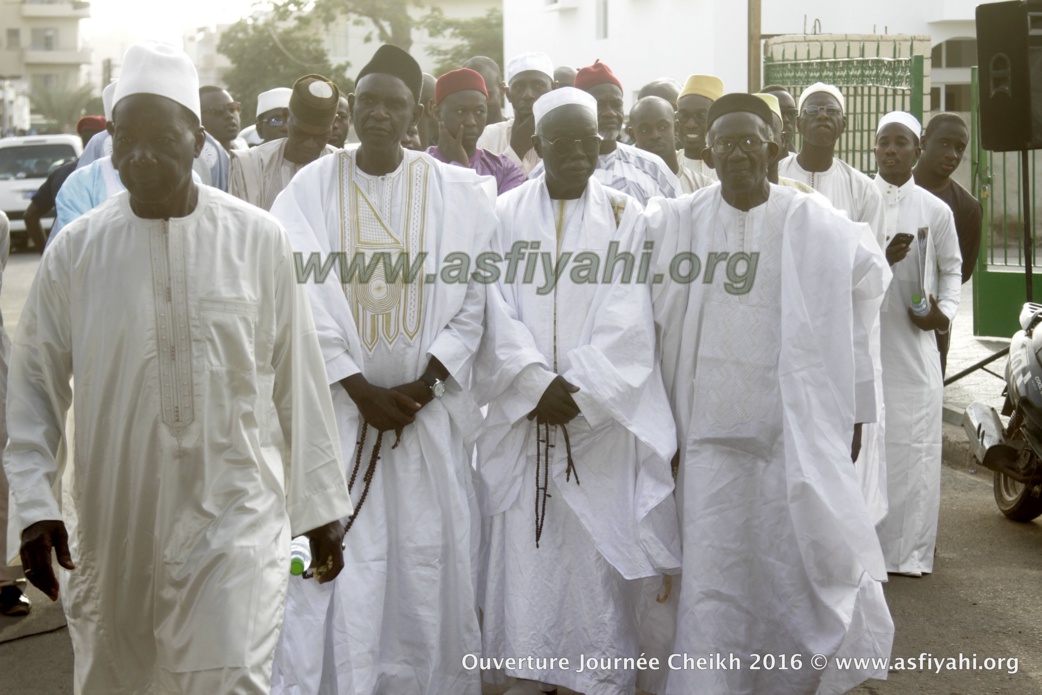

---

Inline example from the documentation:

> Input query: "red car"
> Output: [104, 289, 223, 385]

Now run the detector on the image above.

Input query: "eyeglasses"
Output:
[265, 115, 286, 127]
[542, 134, 603, 155]
[709, 136, 767, 155]
[801, 104, 842, 117]
[204, 102, 241, 117]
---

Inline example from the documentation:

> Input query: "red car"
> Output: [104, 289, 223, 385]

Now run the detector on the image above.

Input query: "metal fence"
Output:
[764, 39, 925, 176]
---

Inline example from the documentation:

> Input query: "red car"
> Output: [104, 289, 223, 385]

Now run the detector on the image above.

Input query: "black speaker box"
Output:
[977, 0, 1042, 151]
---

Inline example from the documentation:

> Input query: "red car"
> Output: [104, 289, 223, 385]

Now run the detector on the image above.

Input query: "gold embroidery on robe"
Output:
[339, 153, 430, 352]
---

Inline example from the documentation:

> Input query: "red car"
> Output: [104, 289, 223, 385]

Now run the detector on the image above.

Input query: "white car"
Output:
[0, 134, 83, 247]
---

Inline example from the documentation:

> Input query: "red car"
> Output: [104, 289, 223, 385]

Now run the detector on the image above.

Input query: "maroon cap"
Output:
[574, 60, 622, 92]
[76, 115, 106, 133]
[435, 68, 488, 106]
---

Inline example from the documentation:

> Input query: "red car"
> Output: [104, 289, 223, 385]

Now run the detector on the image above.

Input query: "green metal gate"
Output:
[970, 66, 1042, 337]
[763, 38, 925, 176]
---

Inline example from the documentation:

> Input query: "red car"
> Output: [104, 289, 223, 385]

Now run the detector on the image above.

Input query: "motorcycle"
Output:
[962, 302, 1042, 522]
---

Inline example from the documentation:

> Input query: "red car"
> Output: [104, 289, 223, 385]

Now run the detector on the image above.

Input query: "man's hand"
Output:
[908, 294, 950, 332]
[341, 374, 421, 432]
[886, 239, 911, 266]
[392, 379, 432, 409]
[437, 123, 470, 167]
[851, 422, 863, 463]
[511, 115, 536, 158]
[20, 520, 75, 601]
[528, 376, 581, 425]
[304, 520, 345, 584]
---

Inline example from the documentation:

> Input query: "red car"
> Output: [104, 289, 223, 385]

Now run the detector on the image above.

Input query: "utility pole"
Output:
[748, 0, 762, 91]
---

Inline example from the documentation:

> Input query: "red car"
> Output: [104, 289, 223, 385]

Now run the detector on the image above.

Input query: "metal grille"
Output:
[764, 39, 925, 176]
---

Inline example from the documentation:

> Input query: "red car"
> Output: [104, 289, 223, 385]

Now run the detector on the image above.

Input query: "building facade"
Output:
[0, 0, 92, 132]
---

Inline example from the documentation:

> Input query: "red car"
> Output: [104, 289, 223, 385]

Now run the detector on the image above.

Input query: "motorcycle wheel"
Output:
[993, 471, 1042, 522]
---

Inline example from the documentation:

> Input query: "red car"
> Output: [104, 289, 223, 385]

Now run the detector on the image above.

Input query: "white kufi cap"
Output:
[797, 82, 846, 112]
[533, 87, 597, 127]
[256, 87, 292, 117]
[877, 110, 922, 138]
[506, 52, 554, 84]
[114, 42, 200, 120]
[101, 81, 117, 120]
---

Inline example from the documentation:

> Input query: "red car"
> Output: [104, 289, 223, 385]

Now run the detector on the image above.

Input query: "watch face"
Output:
[432, 380, 446, 398]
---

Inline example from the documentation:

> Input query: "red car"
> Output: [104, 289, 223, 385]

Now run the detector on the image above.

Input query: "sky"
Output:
[81, 0, 264, 80]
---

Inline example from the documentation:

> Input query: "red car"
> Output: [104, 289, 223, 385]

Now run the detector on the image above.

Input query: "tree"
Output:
[422, 8, 503, 76]
[273, 0, 425, 52]
[218, 18, 352, 121]
[30, 82, 94, 133]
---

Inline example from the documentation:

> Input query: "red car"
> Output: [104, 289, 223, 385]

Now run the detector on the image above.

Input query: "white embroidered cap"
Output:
[113, 42, 200, 120]
[101, 81, 117, 120]
[797, 82, 846, 112]
[532, 87, 597, 127]
[877, 110, 922, 138]
[256, 87, 292, 118]
[505, 52, 554, 84]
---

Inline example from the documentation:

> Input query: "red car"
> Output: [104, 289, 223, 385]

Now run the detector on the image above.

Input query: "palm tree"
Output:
[30, 81, 95, 132]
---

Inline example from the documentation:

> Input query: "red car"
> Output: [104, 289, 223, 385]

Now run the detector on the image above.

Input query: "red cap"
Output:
[435, 68, 488, 106]
[76, 115, 106, 133]
[574, 60, 622, 92]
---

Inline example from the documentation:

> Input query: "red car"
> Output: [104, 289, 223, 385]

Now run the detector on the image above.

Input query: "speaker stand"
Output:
[1024, 148, 1034, 301]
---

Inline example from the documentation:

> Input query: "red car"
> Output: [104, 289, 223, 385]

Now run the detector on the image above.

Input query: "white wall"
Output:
[503, 0, 748, 103]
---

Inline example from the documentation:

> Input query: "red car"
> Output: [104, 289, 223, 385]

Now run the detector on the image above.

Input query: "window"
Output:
[944, 84, 973, 112]
[31, 28, 58, 51]
[596, 0, 608, 39]
[0, 144, 78, 181]
[933, 38, 978, 69]
[6, 29, 20, 50]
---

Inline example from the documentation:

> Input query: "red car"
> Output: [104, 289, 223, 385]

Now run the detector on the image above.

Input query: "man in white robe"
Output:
[628, 96, 711, 194]
[269, 44, 497, 695]
[872, 112, 961, 576]
[476, 52, 554, 175]
[675, 74, 722, 184]
[777, 82, 890, 524]
[0, 211, 28, 617]
[649, 94, 893, 695]
[3, 42, 351, 694]
[530, 63, 681, 206]
[230, 74, 339, 211]
[475, 88, 681, 695]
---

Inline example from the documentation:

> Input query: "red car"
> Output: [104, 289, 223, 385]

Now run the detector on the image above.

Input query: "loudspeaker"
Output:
[977, 0, 1042, 151]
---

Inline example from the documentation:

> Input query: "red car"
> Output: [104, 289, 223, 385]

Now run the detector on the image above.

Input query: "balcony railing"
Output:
[21, 1, 91, 19]
[22, 48, 91, 65]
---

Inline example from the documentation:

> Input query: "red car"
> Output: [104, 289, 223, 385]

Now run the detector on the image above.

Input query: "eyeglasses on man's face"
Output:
[204, 102, 241, 117]
[801, 104, 842, 118]
[542, 134, 603, 155]
[265, 115, 286, 127]
[709, 136, 768, 155]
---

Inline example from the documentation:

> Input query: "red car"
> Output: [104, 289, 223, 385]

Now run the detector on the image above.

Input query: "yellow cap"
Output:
[679, 74, 724, 101]
[753, 92, 782, 122]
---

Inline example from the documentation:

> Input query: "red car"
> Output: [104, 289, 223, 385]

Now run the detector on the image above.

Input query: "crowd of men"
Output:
[0, 36, 982, 695]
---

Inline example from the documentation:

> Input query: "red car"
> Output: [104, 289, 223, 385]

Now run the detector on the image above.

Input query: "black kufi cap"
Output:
[289, 74, 340, 127]
[356, 44, 423, 104]
[706, 93, 775, 132]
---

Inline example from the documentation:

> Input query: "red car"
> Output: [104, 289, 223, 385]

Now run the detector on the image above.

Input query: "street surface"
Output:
[1, 255, 1040, 695]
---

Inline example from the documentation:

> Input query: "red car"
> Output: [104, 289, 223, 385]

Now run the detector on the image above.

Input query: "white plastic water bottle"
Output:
[290, 536, 311, 576]
[910, 293, 931, 317]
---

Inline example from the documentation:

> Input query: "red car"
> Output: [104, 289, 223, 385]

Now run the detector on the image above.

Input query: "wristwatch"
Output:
[421, 373, 446, 399]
